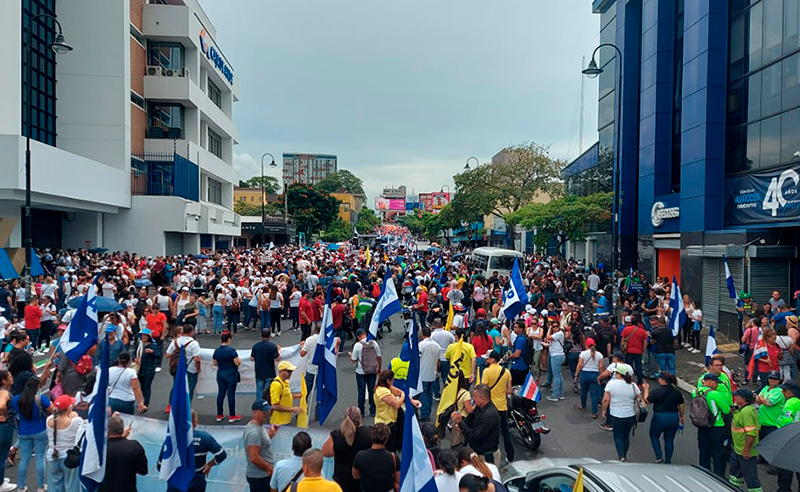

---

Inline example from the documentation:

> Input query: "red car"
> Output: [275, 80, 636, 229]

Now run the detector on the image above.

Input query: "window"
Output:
[780, 107, 800, 162]
[762, 62, 782, 116]
[147, 41, 183, 71]
[763, 0, 783, 63]
[671, 0, 685, 193]
[21, 0, 58, 147]
[208, 178, 223, 205]
[760, 115, 781, 167]
[208, 78, 222, 109]
[147, 103, 183, 138]
[208, 128, 223, 159]
[130, 91, 145, 109]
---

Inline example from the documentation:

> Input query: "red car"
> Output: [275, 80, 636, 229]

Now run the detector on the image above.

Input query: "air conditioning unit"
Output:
[146, 66, 162, 76]
[181, 66, 190, 78]
[164, 68, 177, 77]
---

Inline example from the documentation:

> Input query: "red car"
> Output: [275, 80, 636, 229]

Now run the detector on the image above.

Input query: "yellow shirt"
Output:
[374, 386, 398, 424]
[294, 477, 343, 492]
[269, 377, 293, 425]
[480, 364, 510, 411]
[445, 342, 477, 378]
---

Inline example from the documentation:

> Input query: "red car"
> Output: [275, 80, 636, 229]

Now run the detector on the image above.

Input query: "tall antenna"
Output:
[579, 55, 586, 154]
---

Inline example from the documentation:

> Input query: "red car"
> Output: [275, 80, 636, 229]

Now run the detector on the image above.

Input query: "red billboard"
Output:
[431, 192, 450, 211]
[419, 193, 433, 212]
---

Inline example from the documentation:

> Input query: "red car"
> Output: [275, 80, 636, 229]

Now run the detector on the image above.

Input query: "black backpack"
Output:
[193, 277, 203, 289]
[523, 336, 534, 366]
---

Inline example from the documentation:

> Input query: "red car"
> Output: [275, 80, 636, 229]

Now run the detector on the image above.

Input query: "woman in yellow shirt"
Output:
[374, 370, 405, 425]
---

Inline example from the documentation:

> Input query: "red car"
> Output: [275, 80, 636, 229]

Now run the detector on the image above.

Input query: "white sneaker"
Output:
[33, 351, 45, 357]
[0, 481, 15, 492]
[155, 367, 162, 373]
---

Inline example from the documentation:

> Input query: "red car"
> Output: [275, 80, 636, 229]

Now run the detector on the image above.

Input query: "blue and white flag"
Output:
[80, 333, 109, 492]
[159, 346, 195, 491]
[60, 280, 99, 363]
[406, 315, 422, 397]
[667, 275, 687, 337]
[723, 255, 739, 301]
[705, 325, 719, 367]
[399, 387, 438, 492]
[501, 257, 529, 321]
[312, 286, 338, 425]
[367, 269, 402, 340]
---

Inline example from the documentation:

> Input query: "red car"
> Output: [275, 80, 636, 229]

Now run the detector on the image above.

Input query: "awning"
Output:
[0, 250, 18, 280]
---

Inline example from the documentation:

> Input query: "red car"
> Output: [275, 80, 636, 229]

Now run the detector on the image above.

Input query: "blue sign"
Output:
[725, 163, 800, 225]
[199, 29, 233, 84]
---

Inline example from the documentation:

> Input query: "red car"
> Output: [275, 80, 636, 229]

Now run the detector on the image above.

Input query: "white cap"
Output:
[624, 315, 632, 323]
[541, 309, 549, 316]
[597, 289, 605, 295]
[525, 304, 535, 314]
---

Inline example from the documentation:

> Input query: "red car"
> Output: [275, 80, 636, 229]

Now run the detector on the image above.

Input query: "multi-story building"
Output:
[586, 0, 800, 337]
[282, 153, 337, 185]
[331, 192, 366, 224]
[234, 187, 280, 207]
[0, 0, 240, 261]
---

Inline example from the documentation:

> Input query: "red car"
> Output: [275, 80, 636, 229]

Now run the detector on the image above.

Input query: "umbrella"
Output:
[426, 246, 441, 253]
[452, 253, 465, 260]
[327, 244, 340, 251]
[193, 254, 209, 259]
[758, 422, 800, 472]
[67, 296, 123, 312]
[87, 247, 108, 254]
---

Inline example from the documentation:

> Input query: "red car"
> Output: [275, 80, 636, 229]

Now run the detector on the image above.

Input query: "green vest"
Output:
[390, 357, 409, 381]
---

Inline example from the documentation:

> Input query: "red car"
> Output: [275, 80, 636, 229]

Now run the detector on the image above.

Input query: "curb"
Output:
[675, 376, 696, 395]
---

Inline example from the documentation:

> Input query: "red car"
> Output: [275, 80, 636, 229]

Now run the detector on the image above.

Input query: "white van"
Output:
[469, 247, 525, 278]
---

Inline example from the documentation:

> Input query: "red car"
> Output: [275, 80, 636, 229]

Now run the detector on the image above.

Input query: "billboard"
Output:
[431, 191, 451, 210]
[375, 196, 390, 210]
[389, 198, 406, 210]
[725, 164, 800, 225]
[419, 193, 433, 212]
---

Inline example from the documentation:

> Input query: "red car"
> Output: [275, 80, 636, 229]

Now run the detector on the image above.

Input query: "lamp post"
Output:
[260, 153, 275, 247]
[267, 159, 288, 242]
[583, 43, 622, 282]
[24, 13, 72, 299]
[465, 156, 478, 171]
[440, 185, 450, 193]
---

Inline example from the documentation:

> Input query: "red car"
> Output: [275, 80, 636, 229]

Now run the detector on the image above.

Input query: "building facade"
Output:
[590, 0, 799, 337]
[0, 0, 240, 259]
[282, 153, 337, 185]
[330, 192, 366, 225]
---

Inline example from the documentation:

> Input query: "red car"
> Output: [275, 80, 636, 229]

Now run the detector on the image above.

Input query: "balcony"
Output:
[131, 152, 199, 201]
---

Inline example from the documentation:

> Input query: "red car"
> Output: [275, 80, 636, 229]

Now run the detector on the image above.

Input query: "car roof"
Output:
[580, 463, 736, 492]
[504, 458, 602, 480]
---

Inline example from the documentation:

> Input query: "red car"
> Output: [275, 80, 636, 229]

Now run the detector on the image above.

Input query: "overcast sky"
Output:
[198, 1, 600, 202]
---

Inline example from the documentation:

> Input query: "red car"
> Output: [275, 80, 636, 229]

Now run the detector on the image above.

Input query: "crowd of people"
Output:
[0, 243, 796, 492]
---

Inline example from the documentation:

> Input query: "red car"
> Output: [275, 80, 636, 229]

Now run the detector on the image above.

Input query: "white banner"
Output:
[195, 343, 308, 396]
[120, 415, 332, 492]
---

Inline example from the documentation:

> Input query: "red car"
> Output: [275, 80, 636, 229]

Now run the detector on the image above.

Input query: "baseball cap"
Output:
[477, 308, 486, 316]
[615, 365, 630, 375]
[278, 361, 297, 372]
[541, 309, 549, 316]
[105, 325, 117, 333]
[355, 328, 366, 336]
[488, 350, 501, 361]
[767, 370, 781, 380]
[140, 328, 152, 336]
[780, 381, 800, 395]
[624, 316, 632, 323]
[733, 388, 755, 403]
[252, 400, 272, 412]
[53, 395, 76, 411]
[490, 318, 500, 325]
[597, 289, 605, 295]
[612, 351, 625, 361]
[525, 305, 534, 314]
[702, 373, 721, 383]
[585, 338, 596, 347]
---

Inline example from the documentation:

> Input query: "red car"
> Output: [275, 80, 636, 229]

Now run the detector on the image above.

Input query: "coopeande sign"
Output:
[651, 201, 680, 227]
[199, 28, 234, 84]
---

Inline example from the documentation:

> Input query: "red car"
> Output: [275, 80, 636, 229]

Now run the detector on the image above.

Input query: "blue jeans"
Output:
[550, 355, 566, 397]
[649, 412, 680, 463]
[227, 310, 240, 333]
[243, 305, 254, 329]
[656, 354, 676, 376]
[18, 430, 47, 490]
[108, 397, 135, 415]
[259, 310, 271, 330]
[216, 373, 238, 416]
[0, 423, 13, 483]
[256, 378, 269, 401]
[139, 371, 155, 406]
[420, 380, 435, 419]
[567, 352, 580, 379]
[28, 329, 40, 351]
[438, 360, 450, 397]
[169, 372, 199, 402]
[47, 457, 80, 492]
[356, 372, 376, 416]
[475, 357, 487, 380]
[212, 305, 224, 334]
[610, 415, 635, 460]
[579, 370, 601, 413]
[625, 353, 643, 384]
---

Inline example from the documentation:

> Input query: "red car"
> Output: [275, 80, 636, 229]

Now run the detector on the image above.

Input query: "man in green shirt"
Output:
[777, 382, 800, 492]
[697, 354, 733, 406]
[756, 371, 784, 439]
[729, 389, 761, 492]
[695, 374, 730, 478]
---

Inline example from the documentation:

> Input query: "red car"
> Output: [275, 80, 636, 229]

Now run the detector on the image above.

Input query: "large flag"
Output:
[445, 301, 454, 330]
[723, 255, 740, 304]
[501, 257, 529, 321]
[520, 372, 541, 402]
[297, 371, 309, 429]
[367, 269, 402, 340]
[399, 388, 438, 492]
[159, 346, 195, 491]
[435, 337, 464, 427]
[80, 333, 109, 492]
[667, 276, 686, 337]
[406, 315, 422, 397]
[60, 280, 99, 363]
[747, 328, 767, 381]
[705, 325, 719, 367]
[312, 287, 338, 425]
[573, 468, 585, 492]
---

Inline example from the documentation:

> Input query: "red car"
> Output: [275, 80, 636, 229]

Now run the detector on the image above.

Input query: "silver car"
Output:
[502, 459, 740, 492]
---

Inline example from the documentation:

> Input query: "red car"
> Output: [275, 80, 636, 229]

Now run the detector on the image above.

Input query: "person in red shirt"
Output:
[331, 296, 347, 343]
[413, 286, 429, 330]
[24, 296, 43, 354]
[312, 291, 325, 327]
[145, 306, 168, 369]
[298, 290, 314, 342]
[620, 314, 649, 384]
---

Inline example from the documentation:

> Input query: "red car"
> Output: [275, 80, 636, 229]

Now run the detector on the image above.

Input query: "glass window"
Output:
[208, 78, 222, 109]
[598, 92, 615, 129]
[763, 0, 783, 63]
[750, 1, 763, 71]
[726, 126, 745, 174]
[749, 71, 762, 121]
[747, 122, 761, 171]
[785, 0, 800, 53]
[147, 41, 183, 70]
[21, 0, 58, 147]
[208, 178, 223, 205]
[147, 103, 183, 138]
[600, 16, 616, 47]
[783, 53, 800, 110]
[599, 58, 616, 100]
[208, 128, 223, 159]
[762, 62, 782, 116]
[760, 115, 781, 168]
[728, 80, 746, 127]
[780, 107, 800, 163]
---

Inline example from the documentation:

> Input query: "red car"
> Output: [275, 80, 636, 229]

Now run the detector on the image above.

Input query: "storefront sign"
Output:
[199, 28, 234, 84]
[651, 201, 680, 227]
[725, 165, 800, 225]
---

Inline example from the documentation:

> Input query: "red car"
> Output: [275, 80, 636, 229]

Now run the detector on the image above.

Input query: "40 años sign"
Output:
[726, 165, 800, 225]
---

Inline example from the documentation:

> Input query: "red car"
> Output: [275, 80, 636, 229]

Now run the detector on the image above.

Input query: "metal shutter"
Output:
[720, 257, 745, 315]
[702, 258, 721, 329]
[165, 232, 183, 257]
[749, 258, 790, 306]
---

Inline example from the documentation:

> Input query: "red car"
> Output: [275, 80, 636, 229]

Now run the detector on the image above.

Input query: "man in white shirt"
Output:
[430, 320, 455, 400]
[350, 328, 382, 417]
[100, 276, 116, 299]
[165, 324, 202, 409]
[587, 270, 601, 299]
[418, 326, 441, 422]
[300, 325, 320, 421]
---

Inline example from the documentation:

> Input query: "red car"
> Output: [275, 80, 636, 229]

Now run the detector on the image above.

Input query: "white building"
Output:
[0, 0, 239, 259]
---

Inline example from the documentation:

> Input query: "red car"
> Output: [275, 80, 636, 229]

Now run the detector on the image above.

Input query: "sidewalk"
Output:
[672, 331, 743, 394]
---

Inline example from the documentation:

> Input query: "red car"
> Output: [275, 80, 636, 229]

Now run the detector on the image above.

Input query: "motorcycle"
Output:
[507, 390, 550, 451]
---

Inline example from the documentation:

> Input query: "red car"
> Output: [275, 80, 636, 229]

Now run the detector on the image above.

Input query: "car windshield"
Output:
[489, 255, 521, 270]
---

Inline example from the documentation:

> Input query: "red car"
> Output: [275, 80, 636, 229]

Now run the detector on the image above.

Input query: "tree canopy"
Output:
[398, 204, 459, 241]
[233, 200, 281, 216]
[286, 184, 341, 235]
[315, 169, 365, 195]
[506, 192, 613, 251]
[450, 142, 564, 221]
[356, 207, 381, 233]
[238, 176, 280, 194]
[321, 218, 351, 242]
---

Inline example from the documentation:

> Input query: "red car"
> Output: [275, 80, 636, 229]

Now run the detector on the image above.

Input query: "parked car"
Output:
[502, 459, 740, 492]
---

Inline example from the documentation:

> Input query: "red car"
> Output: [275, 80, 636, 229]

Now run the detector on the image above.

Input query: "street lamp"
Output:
[268, 158, 289, 243]
[440, 185, 450, 193]
[583, 43, 622, 282]
[24, 14, 72, 299]
[260, 153, 275, 247]
[465, 156, 479, 171]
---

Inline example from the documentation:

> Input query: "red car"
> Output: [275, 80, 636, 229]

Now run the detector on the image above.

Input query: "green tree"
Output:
[239, 176, 280, 194]
[356, 207, 381, 233]
[507, 191, 613, 251]
[450, 141, 564, 222]
[321, 218, 351, 242]
[287, 184, 341, 234]
[234, 200, 280, 216]
[315, 169, 365, 195]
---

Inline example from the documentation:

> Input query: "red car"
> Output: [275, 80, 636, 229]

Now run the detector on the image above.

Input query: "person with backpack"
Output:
[269, 432, 312, 492]
[165, 324, 201, 412]
[692, 373, 731, 478]
[480, 350, 514, 463]
[350, 328, 382, 417]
